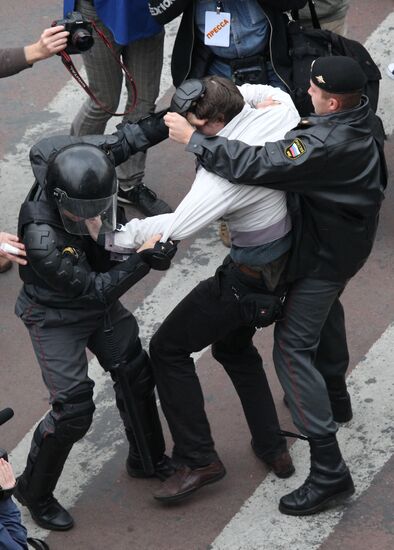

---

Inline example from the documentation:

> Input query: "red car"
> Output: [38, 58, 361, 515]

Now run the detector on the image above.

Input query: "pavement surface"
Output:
[0, 1, 393, 549]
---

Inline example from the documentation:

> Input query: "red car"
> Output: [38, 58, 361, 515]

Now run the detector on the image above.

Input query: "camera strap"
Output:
[59, 21, 137, 116]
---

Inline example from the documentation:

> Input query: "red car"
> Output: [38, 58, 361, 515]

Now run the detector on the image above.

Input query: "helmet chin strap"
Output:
[170, 79, 206, 115]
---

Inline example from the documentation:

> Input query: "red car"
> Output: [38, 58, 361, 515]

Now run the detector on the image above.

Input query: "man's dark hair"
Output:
[321, 89, 362, 111]
[193, 76, 244, 125]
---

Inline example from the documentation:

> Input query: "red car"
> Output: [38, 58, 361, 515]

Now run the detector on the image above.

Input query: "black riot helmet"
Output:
[46, 143, 118, 235]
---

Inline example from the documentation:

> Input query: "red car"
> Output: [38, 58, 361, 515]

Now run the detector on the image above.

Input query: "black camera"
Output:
[53, 11, 94, 54]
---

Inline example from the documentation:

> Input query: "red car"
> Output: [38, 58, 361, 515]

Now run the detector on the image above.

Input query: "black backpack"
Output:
[289, 0, 381, 116]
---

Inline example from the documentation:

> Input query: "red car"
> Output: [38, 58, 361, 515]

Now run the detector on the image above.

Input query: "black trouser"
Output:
[149, 262, 287, 468]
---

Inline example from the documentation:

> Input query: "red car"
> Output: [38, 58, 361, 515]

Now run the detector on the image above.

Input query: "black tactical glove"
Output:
[139, 239, 177, 271]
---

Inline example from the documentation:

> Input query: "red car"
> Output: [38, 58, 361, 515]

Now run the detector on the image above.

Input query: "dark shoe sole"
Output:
[279, 485, 355, 516]
[154, 468, 227, 504]
[30, 514, 74, 531]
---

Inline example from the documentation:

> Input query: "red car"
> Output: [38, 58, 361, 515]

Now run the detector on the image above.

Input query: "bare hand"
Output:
[0, 458, 16, 490]
[24, 26, 69, 64]
[0, 232, 27, 266]
[164, 112, 196, 144]
[256, 96, 281, 109]
[85, 217, 103, 241]
[137, 234, 162, 252]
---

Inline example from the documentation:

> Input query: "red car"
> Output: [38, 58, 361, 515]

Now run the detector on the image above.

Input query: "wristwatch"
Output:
[0, 483, 15, 501]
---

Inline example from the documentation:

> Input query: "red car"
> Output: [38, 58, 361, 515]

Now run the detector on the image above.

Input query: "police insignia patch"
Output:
[285, 138, 306, 159]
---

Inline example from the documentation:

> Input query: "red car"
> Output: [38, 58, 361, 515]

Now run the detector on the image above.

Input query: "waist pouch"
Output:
[238, 292, 284, 328]
[215, 257, 285, 328]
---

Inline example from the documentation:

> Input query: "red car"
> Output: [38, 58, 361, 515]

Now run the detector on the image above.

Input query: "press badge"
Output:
[204, 11, 231, 47]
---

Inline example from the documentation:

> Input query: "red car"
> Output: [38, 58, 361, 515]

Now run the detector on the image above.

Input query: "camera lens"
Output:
[72, 29, 94, 52]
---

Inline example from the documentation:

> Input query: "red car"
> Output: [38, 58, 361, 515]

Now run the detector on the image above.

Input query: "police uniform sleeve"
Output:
[23, 222, 151, 304]
[187, 128, 328, 193]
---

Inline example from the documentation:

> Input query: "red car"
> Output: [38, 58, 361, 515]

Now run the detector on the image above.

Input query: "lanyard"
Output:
[216, 1, 224, 14]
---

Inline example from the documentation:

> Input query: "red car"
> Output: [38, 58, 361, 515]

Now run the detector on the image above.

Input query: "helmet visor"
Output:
[54, 188, 117, 235]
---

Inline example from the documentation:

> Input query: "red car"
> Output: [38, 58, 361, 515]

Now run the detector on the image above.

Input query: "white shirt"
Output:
[110, 84, 300, 252]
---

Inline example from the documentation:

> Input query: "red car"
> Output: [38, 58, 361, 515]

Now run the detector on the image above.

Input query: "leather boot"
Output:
[14, 436, 74, 531]
[279, 433, 355, 516]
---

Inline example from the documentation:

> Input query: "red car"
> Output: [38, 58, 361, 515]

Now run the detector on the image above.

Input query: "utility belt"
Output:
[216, 255, 288, 329]
[217, 52, 270, 86]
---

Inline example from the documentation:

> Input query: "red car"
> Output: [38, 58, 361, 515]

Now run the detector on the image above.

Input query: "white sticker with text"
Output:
[204, 11, 231, 47]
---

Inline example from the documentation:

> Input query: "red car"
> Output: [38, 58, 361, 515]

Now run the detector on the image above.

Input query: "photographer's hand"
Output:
[0, 458, 16, 490]
[24, 26, 69, 64]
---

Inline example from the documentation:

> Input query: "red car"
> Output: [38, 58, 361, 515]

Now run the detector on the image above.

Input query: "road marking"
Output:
[365, 12, 394, 135]
[211, 322, 394, 549]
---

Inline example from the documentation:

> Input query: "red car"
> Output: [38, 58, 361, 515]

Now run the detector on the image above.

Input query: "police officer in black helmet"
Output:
[13, 118, 175, 531]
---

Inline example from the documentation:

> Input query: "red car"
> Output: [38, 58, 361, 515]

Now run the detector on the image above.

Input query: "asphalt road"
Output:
[0, 1, 393, 549]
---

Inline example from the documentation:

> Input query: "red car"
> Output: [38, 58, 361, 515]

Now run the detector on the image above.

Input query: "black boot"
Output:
[326, 376, 353, 423]
[279, 433, 355, 516]
[14, 435, 74, 531]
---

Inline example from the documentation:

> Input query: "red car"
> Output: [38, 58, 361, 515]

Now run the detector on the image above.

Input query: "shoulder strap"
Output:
[293, 0, 321, 29]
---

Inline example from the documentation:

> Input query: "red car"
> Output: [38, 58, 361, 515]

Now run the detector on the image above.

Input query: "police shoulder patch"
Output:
[284, 138, 306, 160]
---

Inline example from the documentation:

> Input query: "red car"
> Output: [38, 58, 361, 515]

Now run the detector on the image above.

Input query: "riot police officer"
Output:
[13, 119, 175, 531]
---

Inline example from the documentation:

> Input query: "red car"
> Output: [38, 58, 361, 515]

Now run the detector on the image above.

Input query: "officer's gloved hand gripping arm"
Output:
[23, 224, 174, 304]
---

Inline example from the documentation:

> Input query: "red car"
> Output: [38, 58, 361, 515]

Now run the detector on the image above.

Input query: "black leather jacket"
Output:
[187, 97, 387, 282]
[148, 0, 307, 88]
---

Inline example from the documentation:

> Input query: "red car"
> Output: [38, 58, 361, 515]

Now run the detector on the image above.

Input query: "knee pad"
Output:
[53, 389, 95, 445]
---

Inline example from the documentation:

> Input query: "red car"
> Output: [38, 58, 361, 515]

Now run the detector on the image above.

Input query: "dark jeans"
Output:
[149, 262, 287, 468]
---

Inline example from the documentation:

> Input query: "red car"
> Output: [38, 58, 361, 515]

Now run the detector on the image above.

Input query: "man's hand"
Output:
[24, 26, 69, 64]
[0, 232, 27, 265]
[137, 234, 162, 253]
[85, 217, 103, 241]
[256, 96, 281, 109]
[0, 458, 16, 490]
[164, 112, 196, 144]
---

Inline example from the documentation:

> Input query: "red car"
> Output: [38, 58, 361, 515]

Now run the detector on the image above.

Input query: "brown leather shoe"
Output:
[251, 440, 295, 478]
[263, 451, 295, 479]
[153, 460, 226, 503]
[0, 257, 12, 273]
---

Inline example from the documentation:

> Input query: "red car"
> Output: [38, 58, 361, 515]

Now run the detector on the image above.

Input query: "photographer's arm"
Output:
[0, 26, 69, 78]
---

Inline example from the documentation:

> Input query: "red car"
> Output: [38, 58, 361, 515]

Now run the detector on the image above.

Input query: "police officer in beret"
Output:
[162, 56, 388, 515]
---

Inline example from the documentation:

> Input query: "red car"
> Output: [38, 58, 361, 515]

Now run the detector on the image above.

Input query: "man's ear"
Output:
[329, 97, 340, 112]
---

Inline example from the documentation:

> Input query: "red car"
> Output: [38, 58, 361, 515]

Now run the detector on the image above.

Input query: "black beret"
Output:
[311, 56, 367, 93]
